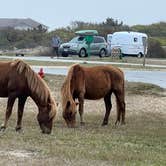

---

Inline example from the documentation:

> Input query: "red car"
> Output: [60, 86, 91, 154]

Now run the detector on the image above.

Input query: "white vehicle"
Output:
[107, 31, 148, 58]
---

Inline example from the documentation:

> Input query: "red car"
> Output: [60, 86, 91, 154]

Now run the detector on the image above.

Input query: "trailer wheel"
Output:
[137, 52, 143, 58]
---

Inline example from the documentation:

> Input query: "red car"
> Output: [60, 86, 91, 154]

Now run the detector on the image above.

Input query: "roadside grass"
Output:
[0, 57, 75, 67]
[0, 74, 165, 165]
[126, 81, 165, 96]
[0, 57, 166, 70]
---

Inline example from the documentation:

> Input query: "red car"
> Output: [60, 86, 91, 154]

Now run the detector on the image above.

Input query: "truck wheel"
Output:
[79, 48, 87, 58]
[99, 49, 106, 58]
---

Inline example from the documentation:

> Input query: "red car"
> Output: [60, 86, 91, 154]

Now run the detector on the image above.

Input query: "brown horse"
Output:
[0, 59, 57, 134]
[61, 64, 125, 127]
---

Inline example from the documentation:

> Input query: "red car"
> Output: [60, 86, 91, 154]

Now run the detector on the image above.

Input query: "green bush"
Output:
[152, 37, 166, 46]
[147, 38, 166, 58]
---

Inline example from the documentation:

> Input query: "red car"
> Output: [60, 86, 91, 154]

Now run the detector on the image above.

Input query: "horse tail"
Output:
[114, 69, 126, 125]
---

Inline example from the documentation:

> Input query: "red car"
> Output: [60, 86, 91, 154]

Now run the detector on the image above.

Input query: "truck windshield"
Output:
[69, 36, 85, 43]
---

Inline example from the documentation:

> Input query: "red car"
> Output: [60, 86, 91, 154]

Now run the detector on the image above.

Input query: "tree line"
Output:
[0, 18, 166, 57]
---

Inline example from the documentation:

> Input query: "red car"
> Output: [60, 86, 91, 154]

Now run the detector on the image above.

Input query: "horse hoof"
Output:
[102, 122, 108, 126]
[15, 126, 22, 133]
[0, 126, 6, 132]
[80, 122, 85, 126]
[121, 121, 126, 125]
[15, 127, 22, 132]
[115, 120, 120, 126]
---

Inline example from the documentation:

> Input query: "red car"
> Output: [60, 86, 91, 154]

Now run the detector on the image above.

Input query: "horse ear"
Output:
[66, 101, 70, 109]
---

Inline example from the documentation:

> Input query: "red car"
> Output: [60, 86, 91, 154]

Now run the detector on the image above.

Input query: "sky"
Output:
[0, 0, 165, 30]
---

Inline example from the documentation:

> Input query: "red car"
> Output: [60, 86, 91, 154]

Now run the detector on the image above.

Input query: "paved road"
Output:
[32, 66, 166, 88]
[1, 56, 166, 68]
[1, 56, 166, 88]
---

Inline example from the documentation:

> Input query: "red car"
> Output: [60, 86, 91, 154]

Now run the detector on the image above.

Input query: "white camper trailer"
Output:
[107, 31, 148, 58]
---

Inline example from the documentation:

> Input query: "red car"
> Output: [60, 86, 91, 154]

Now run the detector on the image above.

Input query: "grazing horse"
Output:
[61, 64, 125, 127]
[0, 59, 57, 134]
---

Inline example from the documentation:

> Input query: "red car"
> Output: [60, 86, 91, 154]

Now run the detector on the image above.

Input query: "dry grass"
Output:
[0, 74, 165, 166]
[0, 57, 166, 71]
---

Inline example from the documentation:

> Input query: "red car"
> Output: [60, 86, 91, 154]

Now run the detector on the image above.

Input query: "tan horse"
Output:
[61, 64, 125, 127]
[0, 59, 57, 134]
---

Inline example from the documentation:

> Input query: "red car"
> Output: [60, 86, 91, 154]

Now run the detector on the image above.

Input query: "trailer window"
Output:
[134, 37, 138, 42]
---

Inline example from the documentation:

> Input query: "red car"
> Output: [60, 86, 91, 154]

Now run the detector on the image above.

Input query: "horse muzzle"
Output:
[65, 119, 76, 128]
[42, 127, 51, 134]
[63, 111, 76, 128]
[40, 124, 52, 134]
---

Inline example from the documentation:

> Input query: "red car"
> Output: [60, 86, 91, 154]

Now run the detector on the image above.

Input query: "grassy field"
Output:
[0, 74, 165, 166]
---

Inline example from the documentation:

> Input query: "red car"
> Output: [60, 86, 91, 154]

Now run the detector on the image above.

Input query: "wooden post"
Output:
[143, 50, 146, 67]
[143, 37, 147, 67]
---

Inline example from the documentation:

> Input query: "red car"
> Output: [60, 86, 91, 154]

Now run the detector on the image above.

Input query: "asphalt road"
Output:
[32, 66, 166, 88]
[0, 56, 166, 88]
[2, 56, 166, 68]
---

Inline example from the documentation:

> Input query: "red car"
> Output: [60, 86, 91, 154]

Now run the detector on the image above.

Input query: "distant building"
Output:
[0, 18, 48, 30]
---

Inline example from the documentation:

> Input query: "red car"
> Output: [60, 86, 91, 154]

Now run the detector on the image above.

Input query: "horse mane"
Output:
[61, 64, 79, 109]
[11, 59, 56, 119]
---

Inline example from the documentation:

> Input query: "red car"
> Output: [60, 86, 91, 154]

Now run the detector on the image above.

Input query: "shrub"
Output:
[147, 38, 166, 58]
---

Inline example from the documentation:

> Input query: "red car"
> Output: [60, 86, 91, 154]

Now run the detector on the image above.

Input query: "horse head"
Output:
[37, 97, 57, 134]
[62, 100, 78, 128]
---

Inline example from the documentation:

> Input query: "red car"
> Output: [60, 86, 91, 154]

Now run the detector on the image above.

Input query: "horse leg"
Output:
[15, 96, 27, 132]
[114, 90, 126, 125]
[78, 93, 85, 125]
[0, 96, 16, 131]
[102, 92, 112, 126]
